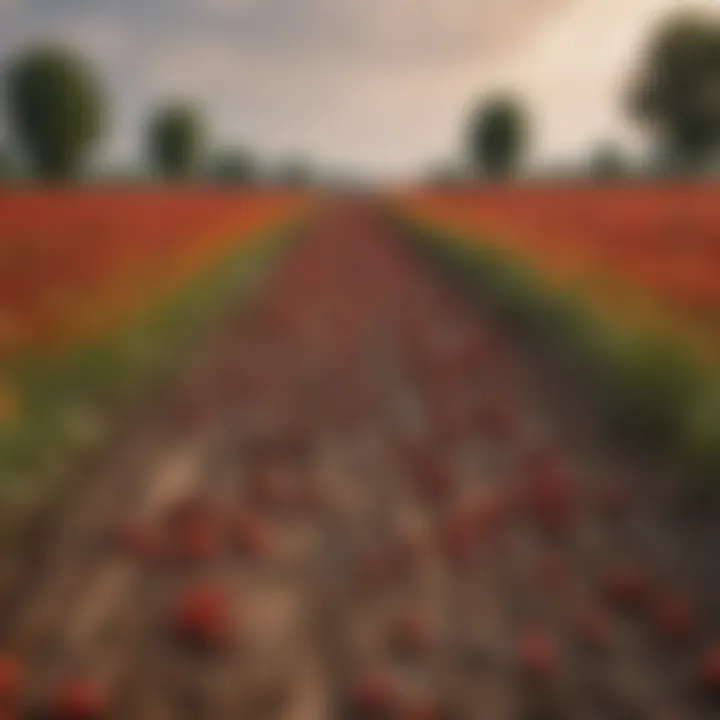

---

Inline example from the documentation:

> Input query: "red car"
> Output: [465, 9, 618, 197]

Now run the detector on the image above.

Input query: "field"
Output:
[397, 185, 720, 358]
[0, 190, 308, 357]
[0, 192, 719, 717]
[0, 190, 309, 502]
[396, 184, 720, 484]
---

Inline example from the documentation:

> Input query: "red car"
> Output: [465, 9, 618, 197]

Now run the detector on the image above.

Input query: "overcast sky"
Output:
[0, 0, 716, 178]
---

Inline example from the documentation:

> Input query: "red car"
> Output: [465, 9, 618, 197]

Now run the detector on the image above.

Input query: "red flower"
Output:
[50, 679, 106, 719]
[0, 656, 22, 709]
[348, 672, 400, 716]
[173, 583, 234, 650]
[697, 645, 720, 693]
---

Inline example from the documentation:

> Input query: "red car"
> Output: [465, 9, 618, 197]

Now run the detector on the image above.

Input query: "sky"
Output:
[0, 0, 717, 179]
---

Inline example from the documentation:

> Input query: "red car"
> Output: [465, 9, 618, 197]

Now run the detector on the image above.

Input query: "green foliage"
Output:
[600, 336, 703, 446]
[403, 217, 717, 485]
[210, 149, 257, 185]
[629, 11, 720, 165]
[590, 143, 628, 180]
[274, 158, 313, 188]
[148, 103, 205, 179]
[681, 382, 720, 491]
[0, 220, 304, 505]
[4, 45, 105, 180]
[0, 147, 20, 183]
[467, 96, 528, 179]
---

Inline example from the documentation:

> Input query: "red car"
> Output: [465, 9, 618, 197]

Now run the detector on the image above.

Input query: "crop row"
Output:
[0, 190, 311, 514]
[394, 186, 720, 493]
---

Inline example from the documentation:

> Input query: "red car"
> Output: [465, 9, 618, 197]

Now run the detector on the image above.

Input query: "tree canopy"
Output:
[148, 104, 205, 179]
[629, 11, 720, 165]
[5, 46, 105, 180]
[467, 96, 528, 180]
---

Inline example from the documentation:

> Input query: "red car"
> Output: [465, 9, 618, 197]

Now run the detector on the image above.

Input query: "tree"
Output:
[0, 147, 19, 182]
[274, 158, 312, 187]
[148, 104, 204, 179]
[629, 11, 720, 167]
[210, 149, 257, 185]
[4, 46, 104, 180]
[467, 96, 528, 179]
[590, 142, 628, 180]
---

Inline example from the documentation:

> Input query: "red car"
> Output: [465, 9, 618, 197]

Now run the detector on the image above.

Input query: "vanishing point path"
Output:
[0, 200, 718, 719]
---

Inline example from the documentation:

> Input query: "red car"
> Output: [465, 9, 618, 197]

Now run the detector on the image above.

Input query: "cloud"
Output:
[200, 0, 257, 13]
[472, 0, 720, 164]
[133, 0, 567, 173]
[3, 0, 717, 176]
[0, 0, 570, 175]
[52, 18, 132, 65]
[193, 0, 566, 67]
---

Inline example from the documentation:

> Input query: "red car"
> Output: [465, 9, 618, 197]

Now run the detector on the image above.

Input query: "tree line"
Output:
[466, 9, 720, 181]
[1, 8, 720, 183]
[1, 47, 211, 182]
[0, 48, 308, 185]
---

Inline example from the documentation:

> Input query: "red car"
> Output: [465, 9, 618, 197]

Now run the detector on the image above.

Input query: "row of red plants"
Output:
[0, 189, 311, 494]
[394, 185, 720, 489]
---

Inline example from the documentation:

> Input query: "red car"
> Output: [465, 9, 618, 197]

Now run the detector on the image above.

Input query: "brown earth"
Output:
[0, 200, 718, 719]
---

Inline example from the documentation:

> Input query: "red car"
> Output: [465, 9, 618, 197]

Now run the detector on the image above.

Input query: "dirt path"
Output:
[0, 200, 718, 719]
